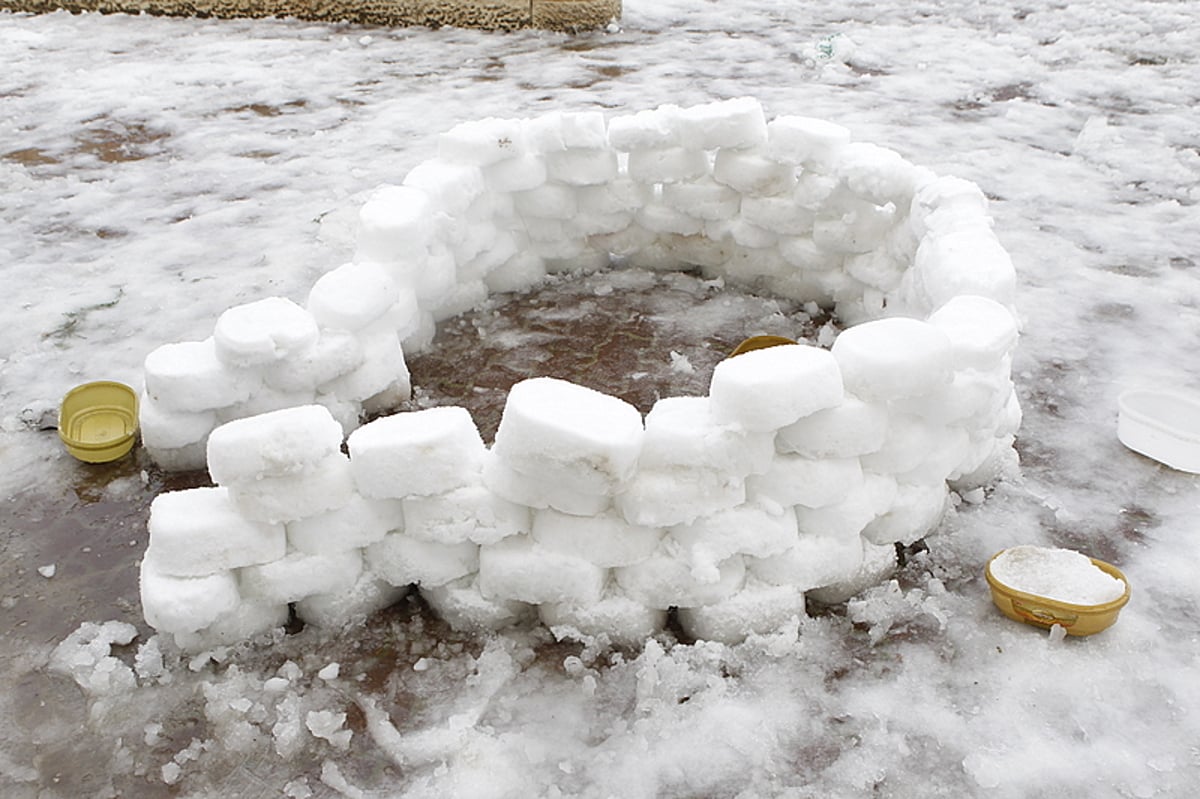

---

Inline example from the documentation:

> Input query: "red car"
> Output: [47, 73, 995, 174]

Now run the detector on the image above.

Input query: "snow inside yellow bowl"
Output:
[985, 550, 1130, 636]
[58, 381, 139, 463]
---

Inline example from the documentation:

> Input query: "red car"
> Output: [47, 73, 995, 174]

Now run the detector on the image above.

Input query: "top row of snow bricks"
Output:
[138, 96, 1017, 473]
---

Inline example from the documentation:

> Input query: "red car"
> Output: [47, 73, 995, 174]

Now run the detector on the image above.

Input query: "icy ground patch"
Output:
[2, 0, 1200, 796]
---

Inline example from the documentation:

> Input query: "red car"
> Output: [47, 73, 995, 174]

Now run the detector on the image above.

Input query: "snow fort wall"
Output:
[137, 98, 1021, 648]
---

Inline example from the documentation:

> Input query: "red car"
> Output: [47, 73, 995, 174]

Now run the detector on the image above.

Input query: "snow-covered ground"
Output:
[2, 1, 1199, 796]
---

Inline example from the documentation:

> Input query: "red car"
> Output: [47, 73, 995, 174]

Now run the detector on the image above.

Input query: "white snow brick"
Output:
[765, 116, 851, 168]
[539, 589, 668, 646]
[679, 97, 768, 150]
[640, 396, 774, 475]
[664, 233, 734, 269]
[590, 223, 658, 258]
[206, 404, 345, 485]
[348, 406, 485, 499]
[740, 192, 817, 236]
[606, 105, 684, 150]
[626, 146, 710, 184]
[627, 241, 687, 272]
[545, 148, 620, 186]
[854, 413, 954, 477]
[514, 183, 578, 220]
[861, 481, 950, 546]
[229, 453, 357, 524]
[431, 280, 489, 323]
[712, 147, 797, 196]
[355, 184, 435, 262]
[776, 395, 889, 458]
[843, 244, 907, 293]
[295, 574, 408, 629]
[478, 535, 607, 606]
[402, 159, 485, 215]
[173, 599, 288, 651]
[777, 234, 834, 271]
[410, 245, 458, 306]
[559, 111, 609, 149]
[459, 230, 520, 283]
[483, 153, 548, 193]
[909, 175, 990, 234]
[531, 508, 663, 568]
[146, 487, 286, 577]
[492, 377, 644, 496]
[831, 318, 953, 401]
[403, 483, 530, 546]
[420, 575, 533, 632]
[577, 178, 653, 215]
[286, 495, 403, 555]
[894, 425, 970, 486]
[928, 295, 1019, 370]
[746, 454, 863, 509]
[708, 344, 844, 433]
[812, 197, 896, 254]
[615, 466, 746, 528]
[143, 338, 258, 413]
[139, 559, 240, 635]
[366, 533, 479, 588]
[795, 472, 897, 540]
[668, 502, 798, 583]
[807, 539, 898, 605]
[306, 262, 399, 333]
[239, 549, 363, 605]
[895, 365, 1012, 427]
[615, 552, 746, 609]
[215, 384, 317, 426]
[677, 581, 806, 644]
[748, 532, 865, 591]
[486, 250, 547, 294]
[139, 394, 216, 451]
[213, 297, 319, 368]
[574, 210, 635, 237]
[707, 217, 777, 249]
[437, 117, 526, 166]
[263, 329, 365, 394]
[835, 142, 922, 205]
[913, 229, 1017, 309]
[636, 201, 704, 236]
[482, 451, 612, 517]
[660, 178, 741, 221]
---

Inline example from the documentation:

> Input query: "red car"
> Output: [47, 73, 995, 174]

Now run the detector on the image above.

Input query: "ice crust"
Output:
[136, 98, 1020, 647]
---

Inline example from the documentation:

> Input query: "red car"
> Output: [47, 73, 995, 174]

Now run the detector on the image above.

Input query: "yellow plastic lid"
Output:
[984, 550, 1131, 636]
[728, 335, 797, 358]
[58, 381, 139, 463]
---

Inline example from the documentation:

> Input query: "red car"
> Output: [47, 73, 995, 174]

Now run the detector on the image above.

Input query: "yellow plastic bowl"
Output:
[728, 335, 797, 358]
[985, 551, 1131, 636]
[58, 381, 139, 463]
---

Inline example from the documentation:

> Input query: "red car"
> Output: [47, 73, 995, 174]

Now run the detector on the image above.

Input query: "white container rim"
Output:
[1118, 388, 1200, 443]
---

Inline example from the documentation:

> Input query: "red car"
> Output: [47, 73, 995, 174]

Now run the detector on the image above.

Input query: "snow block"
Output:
[709, 344, 844, 432]
[348, 406, 486, 499]
[206, 404, 345, 485]
[492, 377, 644, 496]
[146, 486, 286, 577]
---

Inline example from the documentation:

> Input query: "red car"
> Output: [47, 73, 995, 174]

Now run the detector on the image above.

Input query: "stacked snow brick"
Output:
[138, 97, 1021, 648]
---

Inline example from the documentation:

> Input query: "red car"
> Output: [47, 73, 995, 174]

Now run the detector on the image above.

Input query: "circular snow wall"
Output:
[138, 98, 1020, 650]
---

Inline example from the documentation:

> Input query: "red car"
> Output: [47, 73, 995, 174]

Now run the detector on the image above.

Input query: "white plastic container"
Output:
[1117, 389, 1200, 473]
